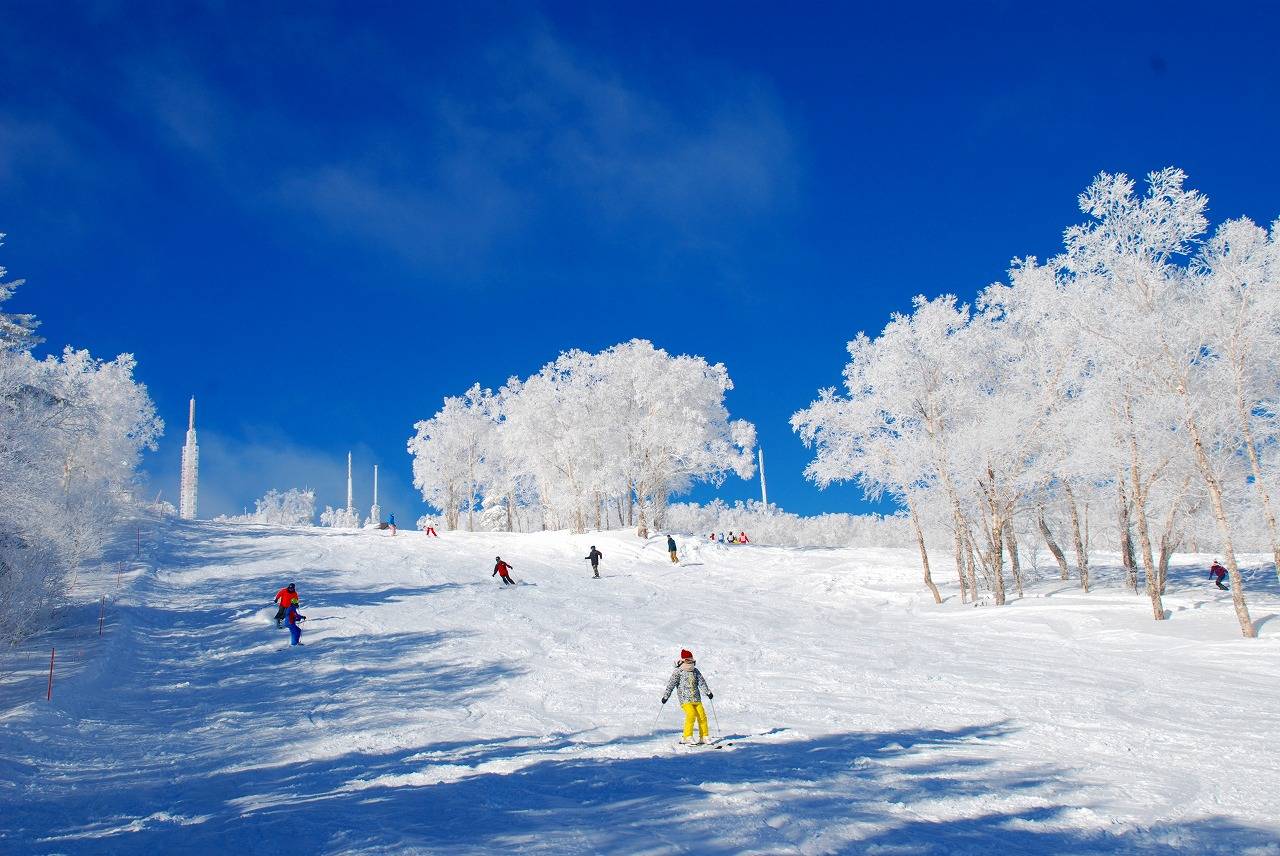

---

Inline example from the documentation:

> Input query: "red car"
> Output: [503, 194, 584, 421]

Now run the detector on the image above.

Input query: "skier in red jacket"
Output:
[493, 557, 516, 586]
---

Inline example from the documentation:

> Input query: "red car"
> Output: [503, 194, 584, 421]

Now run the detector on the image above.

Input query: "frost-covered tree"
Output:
[408, 383, 501, 531]
[0, 239, 163, 641]
[794, 168, 1277, 636]
[408, 340, 756, 535]
[1196, 218, 1280, 586]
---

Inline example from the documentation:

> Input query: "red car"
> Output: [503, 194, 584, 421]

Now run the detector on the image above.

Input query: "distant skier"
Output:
[585, 546, 604, 579]
[728, 532, 738, 544]
[424, 521, 439, 537]
[273, 583, 299, 629]
[493, 556, 517, 586]
[389, 513, 397, 536]
[667, 535, 679, 564]
[738, 531, 750, 544]
[284, 602, 307, 646]
[1210, 560, 1229, 590]
[661, 649, 714, 744]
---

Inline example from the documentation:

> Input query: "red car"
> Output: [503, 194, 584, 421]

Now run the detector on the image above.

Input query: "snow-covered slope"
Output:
[2, 521, 1278, 854]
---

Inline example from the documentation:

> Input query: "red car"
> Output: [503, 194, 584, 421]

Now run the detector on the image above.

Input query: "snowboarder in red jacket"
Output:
[493, 557, 516, 585]
[1210, 561, 1229, 590]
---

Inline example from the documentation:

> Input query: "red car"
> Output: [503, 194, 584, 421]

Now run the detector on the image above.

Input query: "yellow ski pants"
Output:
[681, 702, 709, 740]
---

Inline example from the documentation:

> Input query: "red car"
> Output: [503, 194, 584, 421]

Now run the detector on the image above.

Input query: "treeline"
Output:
[0, 241, 162, 641]
[793, 169, 1280, 637]
[408, 339, 756, 535]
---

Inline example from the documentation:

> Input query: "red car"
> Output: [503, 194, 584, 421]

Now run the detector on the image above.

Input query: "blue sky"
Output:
[2, 1, 1277, 521]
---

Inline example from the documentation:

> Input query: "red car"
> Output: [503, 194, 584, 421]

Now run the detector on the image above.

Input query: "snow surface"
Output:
[2, 520, 1279, 854]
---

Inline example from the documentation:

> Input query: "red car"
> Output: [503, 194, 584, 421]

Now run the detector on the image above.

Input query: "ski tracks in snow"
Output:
[2, 523, 1279, 853]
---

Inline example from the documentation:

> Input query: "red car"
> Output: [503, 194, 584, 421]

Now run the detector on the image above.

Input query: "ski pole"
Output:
[710, 697, 722, 739]
[651, 704, 664, 731]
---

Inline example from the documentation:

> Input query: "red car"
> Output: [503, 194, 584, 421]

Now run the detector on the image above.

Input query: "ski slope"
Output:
[2, 519, 1279, 854]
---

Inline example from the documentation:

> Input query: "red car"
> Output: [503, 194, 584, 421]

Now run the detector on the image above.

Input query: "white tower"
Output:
[369, 464, 382, 525]
[346, 452, 354, 515]
[179, 397, 199, 519]
[759, 447, 768, 511]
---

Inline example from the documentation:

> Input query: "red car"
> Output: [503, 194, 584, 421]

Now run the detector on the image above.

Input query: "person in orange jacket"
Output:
[273, 583, 298, 629]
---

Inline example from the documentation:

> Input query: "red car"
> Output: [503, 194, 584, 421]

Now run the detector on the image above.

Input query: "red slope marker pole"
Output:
[47, 648, 55, 700]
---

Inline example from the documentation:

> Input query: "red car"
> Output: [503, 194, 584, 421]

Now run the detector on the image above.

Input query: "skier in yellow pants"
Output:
[661, 649, 714, 744]
[681, 701, 709, 742]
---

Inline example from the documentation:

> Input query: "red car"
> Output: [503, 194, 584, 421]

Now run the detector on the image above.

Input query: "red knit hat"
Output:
[680, 649, 693, 660]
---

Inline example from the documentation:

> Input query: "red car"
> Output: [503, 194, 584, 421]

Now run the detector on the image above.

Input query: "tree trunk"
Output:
[963, 533, 979, 602]
[446, 484, 459, 531]
[934, 447, 971, 603]
[1064, 483, 1090, 593]
[1156, 478, 1190, 595]
[635, 487, 649, 539]
[1234, 383, 1280, 585]
[1038, 508, 1070, 581]
[953, 523, 969, 604]
[1183, 415, 1256, 637]
[977, 465, 1006, 605]
[908, 500, 942, 604]
[1117, 477, 1138, 593]
[1157, 533, 1176, 596]
[1123, 398, 1165, 622]
[467, 451, 476, 532]
[989, 521, 1006, 605]
[1004, 520, 1024, 599]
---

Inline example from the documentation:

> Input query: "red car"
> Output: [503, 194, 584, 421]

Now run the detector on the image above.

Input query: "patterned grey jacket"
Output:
[663, 662, 711, 704]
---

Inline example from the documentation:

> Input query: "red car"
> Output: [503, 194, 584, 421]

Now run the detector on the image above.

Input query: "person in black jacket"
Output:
[585, 546, 604, 578]
[666, 535, 679, 564]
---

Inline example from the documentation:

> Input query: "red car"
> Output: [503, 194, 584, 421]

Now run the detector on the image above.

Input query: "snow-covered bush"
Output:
[218, 489, 315, 527]
[319, 506, 361, 528]
[0, 240, 163, 642]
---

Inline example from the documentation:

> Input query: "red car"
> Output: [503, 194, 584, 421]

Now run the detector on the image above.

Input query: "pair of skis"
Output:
[675, 737, 734, 750]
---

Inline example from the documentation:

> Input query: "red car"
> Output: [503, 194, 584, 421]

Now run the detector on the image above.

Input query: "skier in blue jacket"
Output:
[285, 603, 307, 646]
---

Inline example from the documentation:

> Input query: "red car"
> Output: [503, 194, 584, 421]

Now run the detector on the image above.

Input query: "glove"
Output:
[707, 692, 713, 700]
[661, 697, 668, 705]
